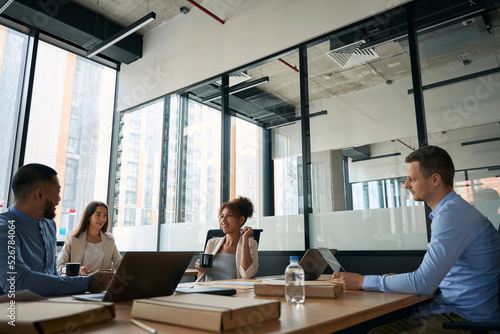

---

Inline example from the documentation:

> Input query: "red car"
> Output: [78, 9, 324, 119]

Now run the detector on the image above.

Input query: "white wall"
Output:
[117, 0, 409, 111]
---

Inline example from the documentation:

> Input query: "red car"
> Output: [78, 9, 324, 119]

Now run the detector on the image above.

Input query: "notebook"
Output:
[72, 251, 194, 302]
[175, 284, 237, 295]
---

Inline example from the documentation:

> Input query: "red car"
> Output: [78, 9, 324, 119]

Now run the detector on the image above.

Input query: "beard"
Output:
[43, 199, 57, 219]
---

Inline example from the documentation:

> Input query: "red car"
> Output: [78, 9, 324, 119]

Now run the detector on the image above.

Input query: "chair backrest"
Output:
[204, 229, 263, 250]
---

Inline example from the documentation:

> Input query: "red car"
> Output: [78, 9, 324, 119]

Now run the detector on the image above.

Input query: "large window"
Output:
[231, 118, 261, 211]
[0, 25, 29, 212]
[23, 41, 116, 239]
[112, 100, 164, 251]
[181, 98, 221, 223]
[158, 91, 222, 251]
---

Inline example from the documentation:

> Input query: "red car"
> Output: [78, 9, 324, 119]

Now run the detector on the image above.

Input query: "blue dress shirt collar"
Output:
[9, 205, 39, 225]
[429, 190, 457, 220]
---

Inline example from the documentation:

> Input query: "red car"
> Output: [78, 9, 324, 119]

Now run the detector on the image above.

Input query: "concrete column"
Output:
[311, 149, 346, 212]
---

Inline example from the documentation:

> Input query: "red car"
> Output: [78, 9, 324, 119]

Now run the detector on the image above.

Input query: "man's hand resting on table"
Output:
[87, 270, 114, 292]
[332, 272, 365, 290]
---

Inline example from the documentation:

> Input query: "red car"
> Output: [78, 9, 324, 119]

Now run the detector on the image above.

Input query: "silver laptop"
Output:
[300, 248, 339, 280]
[270, 248, 340, 281]
[73, 251, 194, 302]
[317, 247, 342, 272]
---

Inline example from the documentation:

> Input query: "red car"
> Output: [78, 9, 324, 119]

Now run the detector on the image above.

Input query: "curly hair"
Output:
[218, 196, 255, 224]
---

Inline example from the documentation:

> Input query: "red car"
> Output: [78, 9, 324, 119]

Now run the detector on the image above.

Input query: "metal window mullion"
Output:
[262, 128, 274, 216]
[406, 4, 432, 242]
[156, 95, 170, 250]
[299, 45, 312, 250]
[107, 70, 121, 232]
[220, 75, 230, 204]
[8, 29, 39, 207]
[175, 94, 188, 223]
[406, 4, 427, 148]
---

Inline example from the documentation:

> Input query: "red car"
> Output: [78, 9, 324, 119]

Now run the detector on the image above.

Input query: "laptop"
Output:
[300, 248, 338, 280]
[270, 248, 339, 281]
[73, 251, 194, 302]
[317, 247, 342, 273]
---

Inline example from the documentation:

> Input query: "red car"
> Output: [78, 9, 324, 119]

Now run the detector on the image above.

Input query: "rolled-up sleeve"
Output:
[238, 239, 259, 278]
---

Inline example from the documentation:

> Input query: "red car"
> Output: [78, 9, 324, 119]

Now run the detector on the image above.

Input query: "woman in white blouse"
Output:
[195, 196, 258, 281]
[57, 201, 121, 275]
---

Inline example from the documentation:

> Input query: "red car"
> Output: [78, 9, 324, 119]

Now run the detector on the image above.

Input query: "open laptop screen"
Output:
[73, 251, 194, 302]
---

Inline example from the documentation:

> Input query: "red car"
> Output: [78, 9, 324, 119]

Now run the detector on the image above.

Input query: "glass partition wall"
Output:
[154, 52, 305, 252]
[415, 5, 500, 230]
[306, 9, 427, 251]
[111, 0, 500, 253]
[226, 50, 304, 251]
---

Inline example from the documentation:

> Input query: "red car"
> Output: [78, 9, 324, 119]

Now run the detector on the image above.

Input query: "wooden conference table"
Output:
[77, 275, 431, 334]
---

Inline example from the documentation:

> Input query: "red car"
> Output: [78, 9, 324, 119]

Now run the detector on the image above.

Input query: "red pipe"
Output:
[185, 0, 225, 24]
[396, 139, 415, 151]
[278, 58, 299, 72]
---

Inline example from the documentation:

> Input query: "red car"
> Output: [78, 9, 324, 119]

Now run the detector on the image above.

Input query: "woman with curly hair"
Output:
[196, 196, 258, 281]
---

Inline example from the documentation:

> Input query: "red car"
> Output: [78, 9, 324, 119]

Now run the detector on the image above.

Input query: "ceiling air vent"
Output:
[326, 40, 379, 68]
[215, 72, 251, 87]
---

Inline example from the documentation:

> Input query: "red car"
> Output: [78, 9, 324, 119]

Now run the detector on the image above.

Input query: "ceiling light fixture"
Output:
[87, 12, 156, 58]
[461, 136, 500, 146]
[203, 77, 270, 103]
[0, 0, 14, 14]
[351, 152, 401, 162]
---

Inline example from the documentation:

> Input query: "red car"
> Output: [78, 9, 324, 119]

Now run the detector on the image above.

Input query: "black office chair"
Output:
[442, 227, 500, 334]
[204, 228, 263, 250]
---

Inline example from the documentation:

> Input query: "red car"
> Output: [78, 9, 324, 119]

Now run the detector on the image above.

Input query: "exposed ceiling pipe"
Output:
[184, 0, 225, 24]
[278, 58, 299, 72]
[396, 139, 415, 151]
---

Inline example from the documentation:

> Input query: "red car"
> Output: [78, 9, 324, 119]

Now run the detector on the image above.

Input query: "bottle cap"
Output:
[290, 256, 299, 262]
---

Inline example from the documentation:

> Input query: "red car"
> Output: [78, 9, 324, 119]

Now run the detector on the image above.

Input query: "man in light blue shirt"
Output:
[334, 146, 500, 331]
[0, 163, 113, 296]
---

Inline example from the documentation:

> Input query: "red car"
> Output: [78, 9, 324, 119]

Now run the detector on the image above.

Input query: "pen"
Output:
[252, 279, 261, 282]
[131, 319, 157, 334]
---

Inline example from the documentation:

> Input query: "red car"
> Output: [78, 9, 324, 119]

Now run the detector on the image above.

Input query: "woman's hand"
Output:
[195, 259, 209, 274]
[240, 226, 254, 239]
[79, 266, 91, 275]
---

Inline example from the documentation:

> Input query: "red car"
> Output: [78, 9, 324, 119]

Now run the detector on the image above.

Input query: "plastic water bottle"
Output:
[285, 256, 305, 303]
